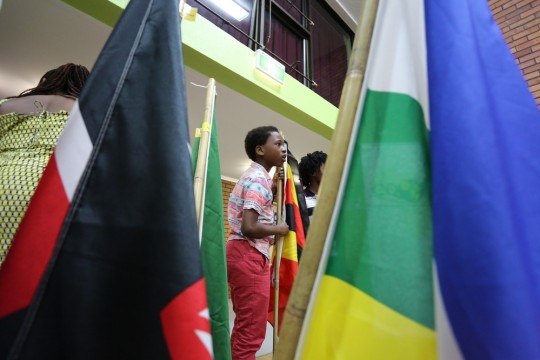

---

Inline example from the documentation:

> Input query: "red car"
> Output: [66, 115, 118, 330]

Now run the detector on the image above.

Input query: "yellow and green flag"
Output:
[299, 1, 435, 358]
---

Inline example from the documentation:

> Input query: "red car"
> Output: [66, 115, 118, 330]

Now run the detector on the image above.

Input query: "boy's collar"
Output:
[251, 162, 272, 180]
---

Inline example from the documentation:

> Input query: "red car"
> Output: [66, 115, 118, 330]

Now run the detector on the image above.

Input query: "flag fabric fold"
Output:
[268, 149, 309, 332]
[427, 0, 540, 359]
[192, 105, 232, 360]
[0, 0, 211, 359]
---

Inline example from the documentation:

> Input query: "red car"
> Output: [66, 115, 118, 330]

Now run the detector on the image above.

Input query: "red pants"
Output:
[227, 240, 270, 360]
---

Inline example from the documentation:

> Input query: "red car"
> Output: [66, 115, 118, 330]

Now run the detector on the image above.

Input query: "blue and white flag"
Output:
[428, 0, 540, 359]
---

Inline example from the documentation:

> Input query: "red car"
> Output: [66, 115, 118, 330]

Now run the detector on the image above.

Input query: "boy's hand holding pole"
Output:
[273, 166, 288, 236]
[273, 165, 288, 351]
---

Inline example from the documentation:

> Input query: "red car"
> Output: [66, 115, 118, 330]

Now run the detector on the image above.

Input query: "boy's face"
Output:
[259, 131, 286, 168]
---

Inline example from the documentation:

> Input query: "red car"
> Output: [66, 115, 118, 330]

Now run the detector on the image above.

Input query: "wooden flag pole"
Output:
[274, 0, 380, 358]
[272, 173, 284, 353]
[193, 78, 216, 237]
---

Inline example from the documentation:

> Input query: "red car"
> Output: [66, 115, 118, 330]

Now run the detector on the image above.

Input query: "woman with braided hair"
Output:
[0, 63, 89, 265]
[299, 150, 327, 221]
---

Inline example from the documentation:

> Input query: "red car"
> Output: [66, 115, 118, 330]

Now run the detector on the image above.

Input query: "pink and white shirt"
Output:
[228, 162, 275, 258]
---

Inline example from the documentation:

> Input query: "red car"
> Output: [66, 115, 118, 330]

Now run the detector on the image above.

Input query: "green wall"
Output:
[63, 0, 338, 139]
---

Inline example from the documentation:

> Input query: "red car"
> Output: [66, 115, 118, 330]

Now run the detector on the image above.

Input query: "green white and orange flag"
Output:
[298, 0, 435, 358]
[192, 104, 232, 360]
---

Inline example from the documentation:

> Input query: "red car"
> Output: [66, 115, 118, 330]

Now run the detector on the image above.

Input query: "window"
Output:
[187, 0, 353, 107]
[186, 0, 255, 46]
[263, 1, 310, 84]
[310, 0, 351, 106]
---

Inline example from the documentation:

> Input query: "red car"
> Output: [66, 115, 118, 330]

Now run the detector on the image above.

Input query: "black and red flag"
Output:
[268, 148, 310, 332]
[0, 0, 211, 358]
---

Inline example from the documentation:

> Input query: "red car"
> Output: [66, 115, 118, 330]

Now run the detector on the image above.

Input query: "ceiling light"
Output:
[208, 0, 249, 21]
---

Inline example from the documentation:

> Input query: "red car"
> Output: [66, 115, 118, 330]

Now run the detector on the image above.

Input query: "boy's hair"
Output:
[14, 63, 90, 99]
[299, 151, 327, 188]
[244, 126, 279, 161]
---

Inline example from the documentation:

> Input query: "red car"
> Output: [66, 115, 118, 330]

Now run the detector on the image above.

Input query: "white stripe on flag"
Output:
[434, 263, 463, 360]
[55, 101, 93, 201]
[366, 0, 430, 127]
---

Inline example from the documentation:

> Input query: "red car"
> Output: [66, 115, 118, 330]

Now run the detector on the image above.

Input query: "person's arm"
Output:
[241, 209, 289, 238]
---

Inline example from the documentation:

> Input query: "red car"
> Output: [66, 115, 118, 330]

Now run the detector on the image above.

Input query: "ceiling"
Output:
[0, 0, 360, 180]
[325, 0, 361, 31]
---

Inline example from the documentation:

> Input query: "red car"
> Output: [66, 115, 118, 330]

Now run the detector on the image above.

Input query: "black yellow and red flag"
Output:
[268, 149, 309, 332]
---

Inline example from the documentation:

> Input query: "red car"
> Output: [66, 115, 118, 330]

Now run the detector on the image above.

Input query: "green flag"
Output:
[192, 106, 231, 360]
[299, 1, 434, 358]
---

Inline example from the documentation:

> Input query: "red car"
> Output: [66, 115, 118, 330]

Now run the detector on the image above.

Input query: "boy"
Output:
[299, 151, 327, 220]
[227, 126, 289, 360]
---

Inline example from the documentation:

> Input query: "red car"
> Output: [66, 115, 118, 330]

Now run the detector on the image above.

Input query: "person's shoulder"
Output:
[0, 97, 21, 115]
[238, 165, 254, 181]
[235, 169, 255, 189]
[0, 95, 74, 115]
[0, 98, 8, 113]
[240, 163, 264, 178]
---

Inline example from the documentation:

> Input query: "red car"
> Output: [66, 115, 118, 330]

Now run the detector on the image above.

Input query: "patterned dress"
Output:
[0, 99, 69, 265]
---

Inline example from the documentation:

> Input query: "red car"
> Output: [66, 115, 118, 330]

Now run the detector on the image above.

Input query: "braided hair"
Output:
[15, 63, 89, 99]
[299, 151, 327, 188]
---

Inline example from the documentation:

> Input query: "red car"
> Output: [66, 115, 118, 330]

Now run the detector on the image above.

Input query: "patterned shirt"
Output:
[228, 162, 275, 258]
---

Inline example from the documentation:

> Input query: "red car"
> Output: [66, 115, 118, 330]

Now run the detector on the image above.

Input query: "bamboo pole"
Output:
[193, 78, 216, 240]
[274, 1, 380, 358]
[272, 174, 284, 353]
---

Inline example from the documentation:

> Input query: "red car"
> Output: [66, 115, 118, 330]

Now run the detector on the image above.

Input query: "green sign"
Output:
[255, 49, 286, 84]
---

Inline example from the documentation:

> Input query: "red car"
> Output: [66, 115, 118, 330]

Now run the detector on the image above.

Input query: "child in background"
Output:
[227, 126, 289, 360]
[299, 150, 327, 221]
